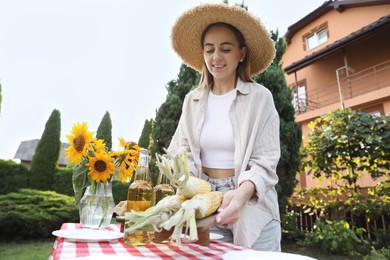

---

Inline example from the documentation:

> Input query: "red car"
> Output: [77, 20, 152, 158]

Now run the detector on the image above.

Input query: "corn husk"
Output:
[156, 149, 211, 199]
[156, 149, 189, 189]
[161, 191, 223, 244]
[124, 194, 186, 234]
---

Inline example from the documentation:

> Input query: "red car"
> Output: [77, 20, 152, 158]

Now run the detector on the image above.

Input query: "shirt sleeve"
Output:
[167, 94, 198, 176]
[237, 99, 280, 205]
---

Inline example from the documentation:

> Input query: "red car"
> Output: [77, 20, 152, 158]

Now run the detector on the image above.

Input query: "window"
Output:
[306, 28, 328, 50]
[293, 84, 307, 112]
[370, 111, 381, 117]
[363, 104, 384, 117]
[302, 22, 329, 51]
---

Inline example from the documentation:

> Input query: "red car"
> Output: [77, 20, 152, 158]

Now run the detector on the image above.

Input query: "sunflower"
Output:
[119, 160, 132, 182]
[85, 151, 116, 183]
[91, 138, 106, 153]
[117, 151, 138, 181]
[118, 137, 127, 148]
[118, 137, 139, 150]
[66, 122, 94, 164]
[116, 138, 141, 181]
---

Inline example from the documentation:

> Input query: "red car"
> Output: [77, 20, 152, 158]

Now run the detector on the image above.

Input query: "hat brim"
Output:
[171, 3, 275, 76]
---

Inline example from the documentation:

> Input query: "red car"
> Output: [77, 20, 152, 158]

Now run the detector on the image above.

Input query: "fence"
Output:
[287, 205, 389, 241]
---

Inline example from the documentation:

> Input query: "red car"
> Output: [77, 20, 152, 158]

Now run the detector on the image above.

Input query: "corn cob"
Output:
[124, 194, 187, 234]
[161, 191, 224, 244]
[156, 149, 211, 198]
[156, 149, 224, 244]
[176, 176, 211, 199]
[194, 191, 224, 219]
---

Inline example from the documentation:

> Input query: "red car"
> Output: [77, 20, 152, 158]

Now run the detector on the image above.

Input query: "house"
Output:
[14, 139, 70, 169]
[282, 0, 390, 189]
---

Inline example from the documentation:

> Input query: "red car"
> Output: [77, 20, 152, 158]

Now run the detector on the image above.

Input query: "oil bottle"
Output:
[152, 158, 175, 244]
[154, 155, 175, 204]
[124, 148, 153, 246]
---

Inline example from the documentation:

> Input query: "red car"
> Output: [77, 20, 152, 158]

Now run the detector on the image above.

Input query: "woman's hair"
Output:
[199, 22, 253, 91]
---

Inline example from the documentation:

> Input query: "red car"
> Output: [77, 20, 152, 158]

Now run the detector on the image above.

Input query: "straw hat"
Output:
[171, 3, 275, 76]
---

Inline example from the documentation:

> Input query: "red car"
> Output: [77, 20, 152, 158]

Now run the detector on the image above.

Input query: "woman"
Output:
[168, 3, 281, 251]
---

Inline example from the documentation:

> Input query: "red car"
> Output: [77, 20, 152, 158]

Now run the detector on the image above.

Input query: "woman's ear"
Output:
[240, 46, 247, 62]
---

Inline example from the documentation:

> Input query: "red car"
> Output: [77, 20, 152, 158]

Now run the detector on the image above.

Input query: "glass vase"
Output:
[79, 182, 115, 229]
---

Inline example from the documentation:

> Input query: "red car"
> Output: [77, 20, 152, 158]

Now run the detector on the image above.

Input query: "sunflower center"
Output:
[73, 135, 86, 152]
[94, 160, 107, 172]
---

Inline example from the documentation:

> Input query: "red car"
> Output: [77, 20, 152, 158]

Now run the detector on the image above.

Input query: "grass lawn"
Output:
[0, 239, 54, 260]
[282, 241, 360, 259]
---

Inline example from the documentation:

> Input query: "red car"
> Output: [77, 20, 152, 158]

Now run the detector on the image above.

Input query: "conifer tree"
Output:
[138, 119, 153, 149]
[30, 109, 62, 190]
[254, 30, 302, 212]
[150, 64, 198, 158]
[96, 111, 112, 151]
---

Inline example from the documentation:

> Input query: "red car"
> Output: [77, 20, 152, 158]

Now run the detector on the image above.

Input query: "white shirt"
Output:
[200, 89, 236, 168]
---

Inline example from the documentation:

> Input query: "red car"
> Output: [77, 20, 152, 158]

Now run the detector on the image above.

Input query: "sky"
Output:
[0, 0, 326, 160]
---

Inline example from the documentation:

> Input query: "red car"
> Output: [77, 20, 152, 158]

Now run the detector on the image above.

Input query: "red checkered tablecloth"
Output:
[49, 223, 251, 259]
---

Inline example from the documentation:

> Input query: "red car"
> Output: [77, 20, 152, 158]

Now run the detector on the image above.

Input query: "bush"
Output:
[282, 210, 305, 242]
[52, 168, 129, 202]
[305, 220, 366, 255]
[0, 159, 29, 194]
[372, 226, 390, 249]
[52, 167, 73, 196]
[364, 247, 390, 260]
[112, 180, 129, 203]
[51, 170, 129, 205]
[0, 189, 79, 240]
[51, 168, 131, 205]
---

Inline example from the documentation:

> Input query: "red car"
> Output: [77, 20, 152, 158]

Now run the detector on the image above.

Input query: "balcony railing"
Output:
[295, 59, 390, 113]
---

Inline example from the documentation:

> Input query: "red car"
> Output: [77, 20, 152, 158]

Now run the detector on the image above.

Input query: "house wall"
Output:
[282, 4, 390, 189]
[284, 13, 390, 95]
[293, 29, 390, 127]
[282, 5, 390, 68]
[292, 31, 390, 133]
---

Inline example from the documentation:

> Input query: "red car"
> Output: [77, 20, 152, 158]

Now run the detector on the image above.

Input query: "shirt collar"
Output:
[236, 77, 251, 95]
[192, 77, 252, 101]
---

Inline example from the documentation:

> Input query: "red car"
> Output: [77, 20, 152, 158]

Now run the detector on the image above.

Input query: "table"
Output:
[49, 223, 251, 260]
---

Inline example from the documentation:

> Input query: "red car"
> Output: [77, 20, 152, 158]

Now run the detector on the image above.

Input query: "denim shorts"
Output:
[204, 175, 235, 192]
[205, 175, 281, 251]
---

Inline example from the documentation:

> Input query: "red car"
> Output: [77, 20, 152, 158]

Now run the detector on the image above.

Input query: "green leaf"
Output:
[72, 164, 90, 204]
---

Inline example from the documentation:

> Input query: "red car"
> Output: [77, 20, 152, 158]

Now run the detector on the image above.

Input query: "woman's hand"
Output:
[215, 181, 255, 225]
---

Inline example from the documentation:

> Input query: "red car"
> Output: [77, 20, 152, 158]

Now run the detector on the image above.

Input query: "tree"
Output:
[96, 111, 112, 151]
[254, 30, 302, 213]
[296, 108, 390, 221]
[30, 109, 62, 190]
[144, 64, 198, 185]
[138, 119, 153, 150]
[150, 64, 199, 158]
[301, 108, 390, 188]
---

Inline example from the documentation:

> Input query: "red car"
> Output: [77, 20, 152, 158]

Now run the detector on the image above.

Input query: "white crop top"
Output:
[200, 89, 236, 169]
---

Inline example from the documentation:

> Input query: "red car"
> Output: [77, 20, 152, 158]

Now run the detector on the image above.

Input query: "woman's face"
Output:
[202, 25, 246, 81]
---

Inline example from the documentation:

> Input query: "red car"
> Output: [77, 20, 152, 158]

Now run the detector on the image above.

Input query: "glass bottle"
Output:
[153, 159, 175, 244]
[124, 148, 153, 246]
[154, 156, 175, 204]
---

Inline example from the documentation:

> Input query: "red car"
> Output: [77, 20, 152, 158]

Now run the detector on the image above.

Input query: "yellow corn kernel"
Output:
[195, 191, 224, 219]
[177, 176, 212, 199]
